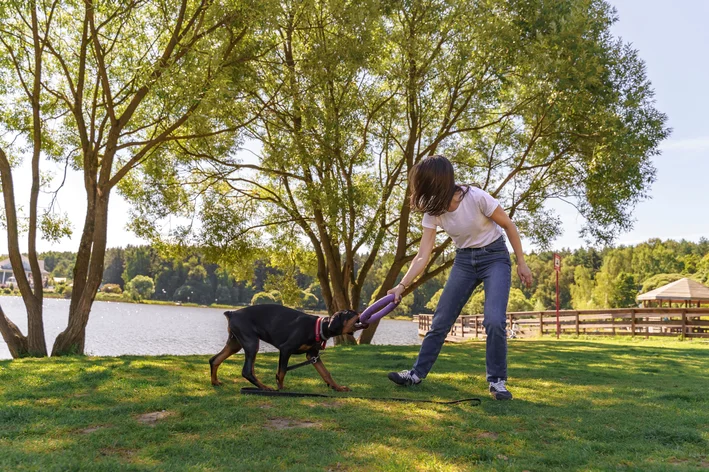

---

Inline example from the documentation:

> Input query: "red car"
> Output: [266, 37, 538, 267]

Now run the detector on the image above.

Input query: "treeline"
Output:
[33, 238, 709, 314]
[510, 238, 709, 312]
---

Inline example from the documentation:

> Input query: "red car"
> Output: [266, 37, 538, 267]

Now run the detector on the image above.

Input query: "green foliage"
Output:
[39, 212, 72, 243]
[100, 284, 122, 295]
[264, 273, 301, 308]
[640, 273, 684, 294]
[251, 291, 278, 306]
[125, 275, 155, 301]
[426, 289, 443, 312]
[395, 293, 415, 316]
[122, 246, 153, 285]
[215, 286, 233, 305]
[305, 282, 327, 311]
[508, 288, 534, 312]
[610, 272, 638, 308]
[40, 251, 76, 279]
[464, 290, 486, 316]
[102, 248, 125, 288]
[570, 266, 595, 310]
[29, 235, 709, 315]
[300, 290, 319, 310]
[695, 254, 709, 284]
[269, 291, 283, 305]
[115, 0, 669, 327]
[173, 285, 199, 304]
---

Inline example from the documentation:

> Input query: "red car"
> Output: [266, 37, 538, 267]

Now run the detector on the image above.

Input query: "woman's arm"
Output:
[490, 206, 533, 287]
[387, 227, 437, 302]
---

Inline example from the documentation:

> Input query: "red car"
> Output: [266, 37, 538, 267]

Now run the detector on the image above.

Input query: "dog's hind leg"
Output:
[276, 351, 292, 390]
[241, 339, 273, 391]
[209, 336, 242, 386]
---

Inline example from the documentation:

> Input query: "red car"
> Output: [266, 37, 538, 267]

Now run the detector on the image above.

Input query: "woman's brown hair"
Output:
[409, 155, 469, 216]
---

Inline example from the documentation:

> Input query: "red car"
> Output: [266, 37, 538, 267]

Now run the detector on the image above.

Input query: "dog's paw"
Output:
[211, 380, 223, 387]
[333, 385, 350, 392]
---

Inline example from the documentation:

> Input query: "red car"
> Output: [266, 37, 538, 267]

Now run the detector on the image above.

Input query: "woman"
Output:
[387, 155, 533, 400]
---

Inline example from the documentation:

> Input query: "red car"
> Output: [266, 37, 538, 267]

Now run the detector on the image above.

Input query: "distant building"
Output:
[0, 257, 50, 286]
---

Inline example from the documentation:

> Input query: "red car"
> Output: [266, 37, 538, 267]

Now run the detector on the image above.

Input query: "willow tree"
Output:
[128, 0, 668, 344]
[0, 0, 63, 357]
[360, 0, 669, 342]
[0, 0, 266, 357]
[131, 0, 397, 342]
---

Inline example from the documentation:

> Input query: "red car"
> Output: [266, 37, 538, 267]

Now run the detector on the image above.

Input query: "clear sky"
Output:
[1, 0, 708, 256]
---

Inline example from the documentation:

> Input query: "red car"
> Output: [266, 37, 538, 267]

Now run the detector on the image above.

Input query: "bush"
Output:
[125, 275, 155, 301]
[307, 282, 326, 310]
[251, 291, 279, 305]
[269, 290, 283, 305]
[63, 287, 73, 299]
[507, 288, 533, 312]
[425, 289, 443, 312]
[95, 292, 123, 301]
[101, 283, 122, 294]
[300, 290, 319, 309]
[463, 290, 486, 315]
[396, 293, 415, 316]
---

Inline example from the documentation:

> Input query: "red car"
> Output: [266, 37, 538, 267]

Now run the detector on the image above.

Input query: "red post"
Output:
[554, 253, 561, 339]
[556, 270, 560, 338]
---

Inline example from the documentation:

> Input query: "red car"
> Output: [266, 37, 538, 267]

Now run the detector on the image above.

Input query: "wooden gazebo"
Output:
[637, 277, 709, 308]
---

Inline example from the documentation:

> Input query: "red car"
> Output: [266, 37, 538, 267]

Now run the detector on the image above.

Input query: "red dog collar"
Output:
[315, 317, 327, 350]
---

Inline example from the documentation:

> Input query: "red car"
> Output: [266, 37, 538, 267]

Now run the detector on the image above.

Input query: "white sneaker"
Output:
[387, 370, 421, 386]
[489, 379, 513, 400]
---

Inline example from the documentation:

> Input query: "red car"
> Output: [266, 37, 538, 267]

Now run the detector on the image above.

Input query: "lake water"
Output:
[0, 297, 421, 359]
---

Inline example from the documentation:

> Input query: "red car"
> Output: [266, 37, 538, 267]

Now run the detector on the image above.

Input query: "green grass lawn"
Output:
[1, 338, 708, 471]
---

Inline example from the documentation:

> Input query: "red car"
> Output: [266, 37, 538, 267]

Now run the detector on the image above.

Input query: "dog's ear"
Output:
[327, 311, 346, 335]
[327, 310, 359, 335]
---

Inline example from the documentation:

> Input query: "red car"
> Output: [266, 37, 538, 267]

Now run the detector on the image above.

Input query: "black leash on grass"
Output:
[240, 387, 481, 406]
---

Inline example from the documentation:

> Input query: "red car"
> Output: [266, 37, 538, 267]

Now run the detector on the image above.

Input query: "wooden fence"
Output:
[417, 308, 709, 341]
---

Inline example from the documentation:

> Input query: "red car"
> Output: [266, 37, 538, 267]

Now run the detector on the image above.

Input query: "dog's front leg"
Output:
[276, 351, 291, 390]
[307, 352, 350, 392]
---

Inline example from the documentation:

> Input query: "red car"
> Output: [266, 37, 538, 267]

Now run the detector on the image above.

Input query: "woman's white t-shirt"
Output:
[421, 186, 504, 248]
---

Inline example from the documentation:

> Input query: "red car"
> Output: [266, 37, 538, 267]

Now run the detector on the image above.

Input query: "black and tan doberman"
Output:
[209, 305, 366, 391]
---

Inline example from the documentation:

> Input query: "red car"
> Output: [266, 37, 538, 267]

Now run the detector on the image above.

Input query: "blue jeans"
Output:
[412, 236, 511, 382]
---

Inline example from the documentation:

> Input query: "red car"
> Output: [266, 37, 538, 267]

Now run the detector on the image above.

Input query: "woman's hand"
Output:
[387, 283, 406, 303]
[490, 206, 533, 288]
[517, 263, 533, 287]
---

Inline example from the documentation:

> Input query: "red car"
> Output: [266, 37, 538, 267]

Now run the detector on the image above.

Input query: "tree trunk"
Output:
[0, 305, 29, 358]
[0, 148, 47, 357]
[25, 302, 46, 355]
[52, 192, 110, 356]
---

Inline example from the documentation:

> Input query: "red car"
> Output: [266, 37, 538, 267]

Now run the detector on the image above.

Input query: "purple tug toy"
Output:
[358, 294, 399, 325]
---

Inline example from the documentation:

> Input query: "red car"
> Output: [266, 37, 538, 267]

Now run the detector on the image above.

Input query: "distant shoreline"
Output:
[0, 293, 415, 319]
